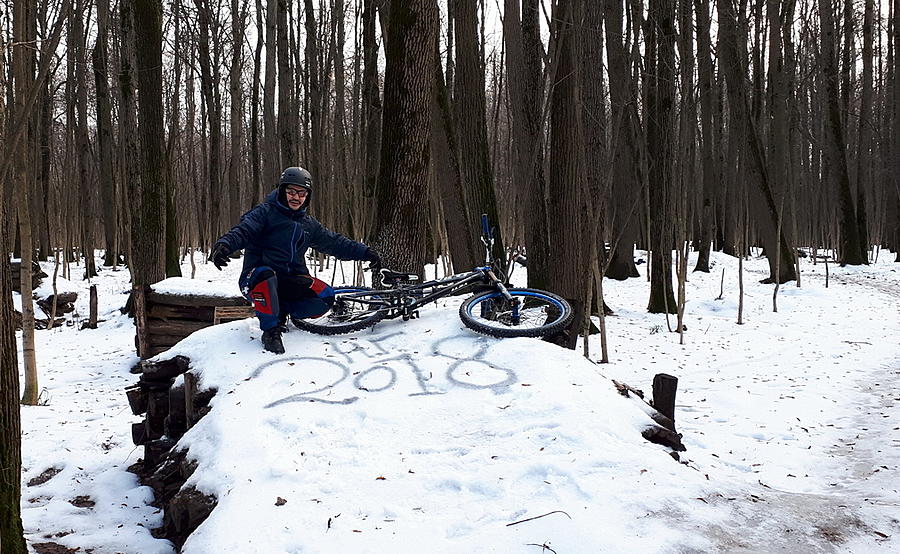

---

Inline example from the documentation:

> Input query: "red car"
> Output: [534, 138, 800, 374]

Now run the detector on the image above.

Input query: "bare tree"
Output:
[370, 0, 437, 273]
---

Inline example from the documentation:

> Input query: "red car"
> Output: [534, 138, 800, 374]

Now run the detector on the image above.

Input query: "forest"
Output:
[1, 0, 899, 550]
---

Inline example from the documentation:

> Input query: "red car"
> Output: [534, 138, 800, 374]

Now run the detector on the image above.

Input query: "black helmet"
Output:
[278, 166, 313, 208]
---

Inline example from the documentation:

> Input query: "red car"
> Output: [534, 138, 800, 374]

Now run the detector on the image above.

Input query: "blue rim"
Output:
[465, 290, 565, 318]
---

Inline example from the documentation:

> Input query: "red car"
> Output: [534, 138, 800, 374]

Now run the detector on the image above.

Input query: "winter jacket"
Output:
[215, 190, 369, 276]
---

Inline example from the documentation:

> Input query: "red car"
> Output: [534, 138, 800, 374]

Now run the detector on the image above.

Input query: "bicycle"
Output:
[293, 215, 574, 339]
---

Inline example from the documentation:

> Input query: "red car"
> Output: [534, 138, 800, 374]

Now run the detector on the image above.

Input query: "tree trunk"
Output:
[603, 0, 642, 281]
[717, 0, 798, 281]
[94, 0, 119, 267]
[132, 0, 167, 286]
[453, 0, 506, 270]
[547, 0, 587, 346]
[371, 0, 437, 275]
[361, 0, 382, 240]
[818, 0, 867, 265]
[263, 0, 279, 186]
[15, 0, 40, 406]
[278, 0, 296, 167]
[693, 0, 715, 272]
[0, 175, 25, 553]
[194, 0, 223, 238]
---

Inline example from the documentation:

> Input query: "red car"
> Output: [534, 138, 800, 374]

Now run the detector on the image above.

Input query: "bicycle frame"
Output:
[340, 215, 521, 322]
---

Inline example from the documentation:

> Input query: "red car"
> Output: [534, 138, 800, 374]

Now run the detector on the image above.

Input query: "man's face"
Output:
[284, 186, 308, 210]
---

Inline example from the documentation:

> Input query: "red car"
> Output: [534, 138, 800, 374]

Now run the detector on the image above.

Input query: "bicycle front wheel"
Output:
[459, 287, 573, 338]
[292, 286, 387, 335]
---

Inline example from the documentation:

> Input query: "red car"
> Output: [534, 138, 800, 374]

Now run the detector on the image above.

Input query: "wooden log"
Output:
[87, 285, 98, 329]
[147, 303, 216, 321]
[651, 373, 678, 424]
[146, 318, 211, 336]
[144, 438, 177, 471]
[184, 372, 217, 429]
[146, 290, 250, 307]
[162, 487, 217, 548]
[141, 355, 190, 381]
[133, 286, 151, 358]
[126, 384, 148, 415]
[132, 422, 147, 445]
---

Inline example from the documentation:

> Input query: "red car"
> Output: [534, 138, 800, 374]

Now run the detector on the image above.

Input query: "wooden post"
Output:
[652, 373, 678, 424]
[87, 284, 98, 329]
[133, 285, 150, 358]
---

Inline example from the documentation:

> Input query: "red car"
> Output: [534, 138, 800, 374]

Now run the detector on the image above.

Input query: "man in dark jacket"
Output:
[210, 166, 380, 353]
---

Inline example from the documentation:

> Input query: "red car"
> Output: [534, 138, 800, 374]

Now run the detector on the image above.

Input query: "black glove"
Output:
[364, 248, 381, 268]
[210, 243, 231, 270]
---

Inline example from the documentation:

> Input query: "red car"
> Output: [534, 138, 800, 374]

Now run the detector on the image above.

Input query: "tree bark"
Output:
[547, 0, 587, 346]
[371, 0, 437, 275]
[132, 0, 167, 286]
[647, 0, 678, 313]
[453, 0, 506, 270]
[818, 0, 868, 265]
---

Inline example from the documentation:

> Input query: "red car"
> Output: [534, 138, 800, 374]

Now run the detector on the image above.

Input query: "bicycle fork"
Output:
[487, 270, 521, 325]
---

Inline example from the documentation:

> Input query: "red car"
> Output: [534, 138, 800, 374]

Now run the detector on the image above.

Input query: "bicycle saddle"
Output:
[379, 268, 420, 284]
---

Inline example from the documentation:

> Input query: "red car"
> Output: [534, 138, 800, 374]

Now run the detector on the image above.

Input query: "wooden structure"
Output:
[134, 285, 254, 358]
[10, 260, 46, 292]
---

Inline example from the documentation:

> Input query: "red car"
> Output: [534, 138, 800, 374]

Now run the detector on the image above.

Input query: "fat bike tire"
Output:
[458, 287, 573, 338]
[291, 286, 386, 335]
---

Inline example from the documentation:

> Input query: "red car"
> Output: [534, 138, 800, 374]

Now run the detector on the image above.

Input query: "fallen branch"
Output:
[506, 510, 571, 527]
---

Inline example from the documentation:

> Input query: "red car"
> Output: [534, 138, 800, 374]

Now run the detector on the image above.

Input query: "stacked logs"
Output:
[136, 289, 253, 358]
[126, 355, 218, 548]
[10, 260, 46, 293]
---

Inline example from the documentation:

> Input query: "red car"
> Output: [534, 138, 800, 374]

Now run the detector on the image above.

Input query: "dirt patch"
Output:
[27, 467, 62, 487]
[69, 495, 95, 508]
[31, 542, 87, 554]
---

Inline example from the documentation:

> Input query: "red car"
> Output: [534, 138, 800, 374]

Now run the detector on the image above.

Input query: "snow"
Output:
[151, 276, 243, 298]
[15, 249, 900, 553]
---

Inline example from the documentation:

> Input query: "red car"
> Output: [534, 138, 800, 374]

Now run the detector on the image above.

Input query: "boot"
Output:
[261, 327, 285, 354]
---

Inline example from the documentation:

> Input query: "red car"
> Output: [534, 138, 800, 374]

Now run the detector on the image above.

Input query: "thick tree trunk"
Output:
[371, 0, 437, 275]
[547, 0, 587, 346]
[132, 0, 167, 286]
[278, 0, 295, 167]
[647, 0, 678, 314]
[194, 0, 223, 238]
[74, 0, 97, 278]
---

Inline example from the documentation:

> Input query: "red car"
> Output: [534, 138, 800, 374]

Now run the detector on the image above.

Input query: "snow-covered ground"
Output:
[15, 249, 900, 553]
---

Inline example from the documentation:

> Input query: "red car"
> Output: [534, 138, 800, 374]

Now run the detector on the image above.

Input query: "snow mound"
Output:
[158, 306, 699, 553]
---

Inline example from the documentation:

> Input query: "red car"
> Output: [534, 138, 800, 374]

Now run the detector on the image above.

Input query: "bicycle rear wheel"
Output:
[291, 286, 387, 335]
[459, 287, 573, 338]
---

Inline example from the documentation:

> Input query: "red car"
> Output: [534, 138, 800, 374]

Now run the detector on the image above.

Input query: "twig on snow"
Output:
[506, 510, 572, 527]
[525, 543, 558, 554]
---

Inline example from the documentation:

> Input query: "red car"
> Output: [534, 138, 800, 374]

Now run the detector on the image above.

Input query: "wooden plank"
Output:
[146, 290, 250, 307]
[134, 286, 151, 359]
[213, 305, 255, 325]
[147, 303, 216, 321]
[147, 318, 211, 336]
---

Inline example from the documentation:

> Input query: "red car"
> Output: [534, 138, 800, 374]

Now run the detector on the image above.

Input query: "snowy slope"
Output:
[15, 250, 900, 553]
